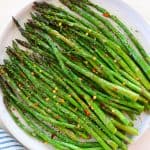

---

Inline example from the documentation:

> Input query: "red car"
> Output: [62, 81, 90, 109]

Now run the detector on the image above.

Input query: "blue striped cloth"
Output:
[0, 129, 25, 150]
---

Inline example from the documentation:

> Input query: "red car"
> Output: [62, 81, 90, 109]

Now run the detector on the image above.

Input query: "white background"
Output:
[0, 0, 150, 149]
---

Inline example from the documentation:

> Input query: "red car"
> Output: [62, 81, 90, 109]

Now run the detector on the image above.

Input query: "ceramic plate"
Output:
[0, 0, 150, 149]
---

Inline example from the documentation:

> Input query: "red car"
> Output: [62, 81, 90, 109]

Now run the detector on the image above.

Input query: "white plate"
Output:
[0, 0, 150, 149]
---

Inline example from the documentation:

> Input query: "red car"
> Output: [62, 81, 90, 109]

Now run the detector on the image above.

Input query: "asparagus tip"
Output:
[60, 0, 71, 6]
[33, 1, 39, 6]
[6, 46, 14, 56]
[16, 39, 30, 48]
[12, 17, 20, 28]
[27, 19, 33, 24]
[12, 41, 20, 51]
[0, 65, 5, 75]
[33, 1, 49, 8]
[12, 17, 25, 34]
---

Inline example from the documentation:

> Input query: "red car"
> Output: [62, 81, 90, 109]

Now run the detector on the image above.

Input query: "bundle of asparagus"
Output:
[0, 0, 150, 149]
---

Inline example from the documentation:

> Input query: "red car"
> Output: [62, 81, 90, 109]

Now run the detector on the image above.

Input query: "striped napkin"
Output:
[0, 129, 25, 150]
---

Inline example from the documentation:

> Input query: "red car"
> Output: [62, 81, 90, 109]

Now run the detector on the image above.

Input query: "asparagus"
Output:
[84, 0, 150, 64]
[30, 10, 149, 91]
[51, 67, 143, 113]
[8, 45, 119, 133]
[44, 25, 150, 101]
[1, 71, 79, 129]
[26, 16, 150, 90]
[14, 18, 146, 135]
[0, 1, 149, 149]
[20, 19, 150, 101]
[0, 47, 132, 149]
[2, 76, 112, 150]
[70, 0, 149, 67]
[7, 97, 81, 150]
[0, 79, 81, 149]
[60, 0, 122, 44]
[13, 44, 140, 125]
[54, 47, 139, 101]
[10, 68, 94, 140]
[2, 74, 102, 147]
[67, 1, 149, 68]
[28, 67, 131, 145]
[15, 36, 140, 127]
[15, 37, 119, 131]
[14, 16, 145, 90]
[34, 6, 123, 74]
[6, 50, 120, 149]
[33, 2, 139, 83]
[1, 60, 130, 148]
[33, 1, 97, 30]
[112, 120, 138, 135]
[7, 42, 134, 146]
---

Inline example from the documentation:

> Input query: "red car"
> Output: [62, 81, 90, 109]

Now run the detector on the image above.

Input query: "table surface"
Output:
[0, 0, 150, 149]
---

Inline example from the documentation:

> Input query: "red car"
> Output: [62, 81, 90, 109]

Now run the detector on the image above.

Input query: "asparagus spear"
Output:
[84, 0, 150, 64]
[9, 44, 119, 133]
[21, 20, 149, 97]
[1, 72, 113, 150]
[2, 67, 104, 147]
[25, 16, 150, 90]
[32, 2, 143, 85]
[31, 11, 149, 91]
[60, 0, 122, 44]
[67, 0, 150, 61]
[0, 2, 149, 149]
[16, 24, 149, 105]
[7, 49, 120, 149]
[33, 1, 97, 30]
[7, 42, 134, 146]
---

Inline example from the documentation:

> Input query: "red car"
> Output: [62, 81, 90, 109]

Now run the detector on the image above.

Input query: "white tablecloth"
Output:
[0, 0, 150, 149]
